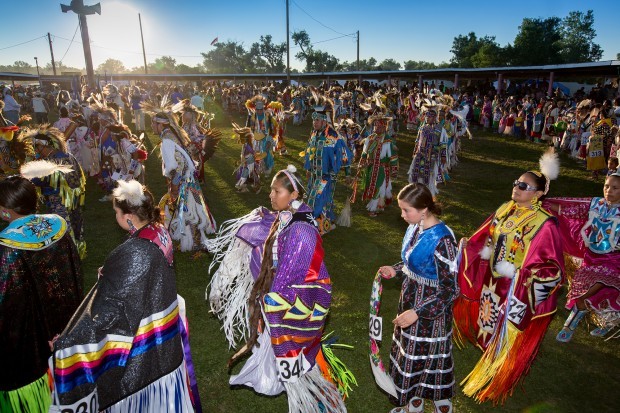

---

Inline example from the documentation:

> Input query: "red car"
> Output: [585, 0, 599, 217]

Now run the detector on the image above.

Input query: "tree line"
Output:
[1, 10, 607, 76]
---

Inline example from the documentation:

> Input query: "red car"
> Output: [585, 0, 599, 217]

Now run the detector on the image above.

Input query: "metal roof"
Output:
[2, 60, 619, 83]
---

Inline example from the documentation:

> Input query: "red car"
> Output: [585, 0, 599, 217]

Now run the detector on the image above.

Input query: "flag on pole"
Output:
[210, 37, 218, 46]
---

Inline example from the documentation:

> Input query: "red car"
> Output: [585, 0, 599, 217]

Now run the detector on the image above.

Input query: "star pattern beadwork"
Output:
[25, 216, 53, 239]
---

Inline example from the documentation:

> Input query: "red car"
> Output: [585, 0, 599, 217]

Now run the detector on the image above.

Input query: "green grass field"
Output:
[80, 104, 618, 413]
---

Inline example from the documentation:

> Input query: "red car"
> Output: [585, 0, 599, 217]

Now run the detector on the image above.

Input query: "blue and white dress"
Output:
[389, 222, 459, 405]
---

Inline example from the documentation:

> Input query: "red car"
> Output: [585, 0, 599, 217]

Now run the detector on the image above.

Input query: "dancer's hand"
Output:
[379, 266, 396, 279]
[393, 309, 418, 329]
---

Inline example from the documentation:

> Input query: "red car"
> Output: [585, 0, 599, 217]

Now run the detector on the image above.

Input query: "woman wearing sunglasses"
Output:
[453, 149, 565, 404]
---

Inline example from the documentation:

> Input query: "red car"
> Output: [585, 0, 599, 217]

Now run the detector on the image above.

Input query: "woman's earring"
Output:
[1, 210, 10, 220]
[290, 199, 302, 210]
[127, 219, 136, 233]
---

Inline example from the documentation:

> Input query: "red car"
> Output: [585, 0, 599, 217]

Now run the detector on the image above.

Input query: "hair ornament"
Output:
[113, 180, 147, 206]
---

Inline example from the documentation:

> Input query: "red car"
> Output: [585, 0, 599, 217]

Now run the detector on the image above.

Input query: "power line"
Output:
[290, 33, 356, 49]
[0, 35, 47, 51]
[290, 0, 355, 38]
[58, 23, 80, 63]
[52, 34, 203, 59]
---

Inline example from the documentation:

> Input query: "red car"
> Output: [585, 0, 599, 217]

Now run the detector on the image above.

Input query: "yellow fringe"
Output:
[461, 322, 519, 401]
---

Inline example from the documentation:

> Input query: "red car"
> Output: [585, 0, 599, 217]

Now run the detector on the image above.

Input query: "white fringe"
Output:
[205, 209, 263, 348]
[335, 197, 351, 227]
[370, 354, 397, 398]
[104, 363, 193, 413]
[495, 260, 516, 278]
[480, 245, 492, 260]
[283, 367, 347, 413]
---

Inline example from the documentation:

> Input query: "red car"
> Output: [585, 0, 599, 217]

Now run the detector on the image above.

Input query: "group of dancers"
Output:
[1, 80, 618, 413]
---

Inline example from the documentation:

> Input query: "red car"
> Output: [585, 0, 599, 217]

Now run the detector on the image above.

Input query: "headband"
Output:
[527, 170, 550, 195]
[281, 165, 302, 193]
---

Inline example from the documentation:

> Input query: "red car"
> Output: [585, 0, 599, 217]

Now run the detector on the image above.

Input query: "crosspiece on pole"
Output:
[60, 0, 100, 90]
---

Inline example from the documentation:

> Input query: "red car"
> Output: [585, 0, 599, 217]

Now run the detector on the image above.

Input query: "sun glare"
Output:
[86, 1, 149, 69]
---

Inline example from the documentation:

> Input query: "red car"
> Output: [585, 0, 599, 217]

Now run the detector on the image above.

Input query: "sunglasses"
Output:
[513, 180, 538, 191]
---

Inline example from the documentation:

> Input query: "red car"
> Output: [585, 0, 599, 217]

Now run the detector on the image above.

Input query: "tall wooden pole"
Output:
[356, 30, 360, 71]
[139, 13, 148, 74]
[286, 0, 290, 85]
[47, 33, 57, 75]
[78, 14, 96, 89]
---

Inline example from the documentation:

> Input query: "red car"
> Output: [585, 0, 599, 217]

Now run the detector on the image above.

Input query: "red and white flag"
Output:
[210, 37, 218, 46]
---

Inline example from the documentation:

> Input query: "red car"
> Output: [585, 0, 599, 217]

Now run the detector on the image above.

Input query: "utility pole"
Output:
[139, 13, 148, 74]
[286, 0, 290, 85]
[47, 33, 57, 75]
[34, 57, 42, 87]
[61, 0, 101, 90]
[356, 30, 360, 71]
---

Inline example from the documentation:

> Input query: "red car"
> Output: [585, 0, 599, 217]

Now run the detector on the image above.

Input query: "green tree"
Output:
[450, 32, 478, 67]
[403, 60, 437, 70]
[47, 61, 82, 74]
[470, 41, 505, 67]
[291, 30, 341, 72]
[450, 32, 503, 67]
[13, 60, 33, 70]
[559, 10, 603, 63]
[340, 58, 377, 71]
[175, 64, 204, 74]
[250, 35, 286, 73]
[510, 17, 562, 65]
[97, 58, 126, 74]
[376, 58, 401, 71]
[149, 56, 177, 74]
[201, 41, 251, 73]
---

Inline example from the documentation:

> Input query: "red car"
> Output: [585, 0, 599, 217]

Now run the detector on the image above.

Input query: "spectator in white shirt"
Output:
[31, 91, 50, 124]
[190, 90, 204, 111]
[2, 88, 21, 125]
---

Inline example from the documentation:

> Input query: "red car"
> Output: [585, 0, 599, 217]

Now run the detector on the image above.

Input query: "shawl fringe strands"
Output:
[316, 332, 357, 399]
[92, 363, 193, 413]
[283, 368, 346, 413]
[0, 374, 51, 413]
[205, 208, 264, 348]
[460, 318, 552, 404]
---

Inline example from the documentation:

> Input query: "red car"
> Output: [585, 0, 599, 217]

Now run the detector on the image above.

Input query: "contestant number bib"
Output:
[589, 150, 603, 157]
[49, 390, 98, 413]
[277, 352, 311, 383]
[369, 315, 383, 341]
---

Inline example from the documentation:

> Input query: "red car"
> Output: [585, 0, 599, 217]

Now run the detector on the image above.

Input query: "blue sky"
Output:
[1, 0, 617, 72]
